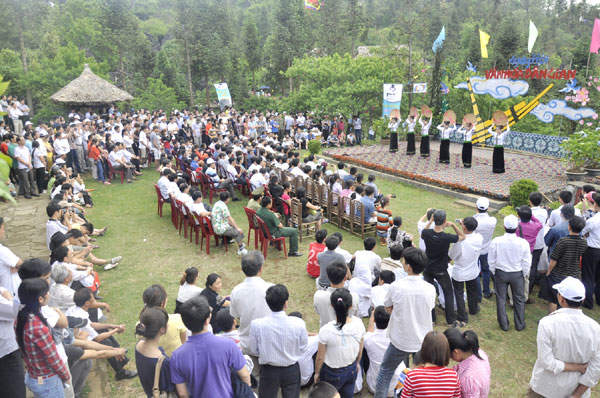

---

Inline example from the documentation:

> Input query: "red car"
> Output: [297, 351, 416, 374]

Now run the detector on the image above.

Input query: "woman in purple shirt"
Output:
[444, 328, 491, 398]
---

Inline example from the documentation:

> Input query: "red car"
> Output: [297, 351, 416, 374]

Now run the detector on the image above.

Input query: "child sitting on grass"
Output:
[307, 229, 328, 278]
[376, 197, 393, 245]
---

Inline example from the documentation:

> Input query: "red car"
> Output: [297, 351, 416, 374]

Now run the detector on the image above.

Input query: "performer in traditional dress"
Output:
[488, 123, 509, 173]
[405, 107, 418, 155]
[457, 114, 475, 168]
[488, 110, 510, 173]
[437, 110, 456, 164]
[388, 116, 399, 153]
[419, 115, 431, 158]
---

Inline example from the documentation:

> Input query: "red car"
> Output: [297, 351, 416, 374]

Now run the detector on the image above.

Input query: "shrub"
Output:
[307, 139, 321, 155]
[509, 179, 539, 208]
[498, 205, 517, 218]
[371, 118, 390, 139]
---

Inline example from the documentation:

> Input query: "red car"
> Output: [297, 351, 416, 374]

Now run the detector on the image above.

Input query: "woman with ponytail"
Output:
[314, 288, 365, 398]
[443, 328, 490, 398]
[17, 278, 70, 397]
[175, 267, 202, 313]
[142, 284, 188, 356]
[135, 307, 177, 397]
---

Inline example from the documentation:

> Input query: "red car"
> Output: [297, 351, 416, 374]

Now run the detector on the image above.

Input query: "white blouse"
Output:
[318, 316, 365, 368]
[177, 282, 203, 303]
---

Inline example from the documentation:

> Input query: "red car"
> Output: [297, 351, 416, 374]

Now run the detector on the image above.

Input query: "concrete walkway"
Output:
[0, 195, 111, 398]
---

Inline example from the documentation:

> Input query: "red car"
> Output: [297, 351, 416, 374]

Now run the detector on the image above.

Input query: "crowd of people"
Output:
[1, 103, 600, 398]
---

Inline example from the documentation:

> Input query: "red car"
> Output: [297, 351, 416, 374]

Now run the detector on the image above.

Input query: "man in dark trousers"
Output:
[421, 209, 465, 327]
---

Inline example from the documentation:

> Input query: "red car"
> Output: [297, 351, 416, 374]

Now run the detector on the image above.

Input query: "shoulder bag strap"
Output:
[153, 355, 166, 398]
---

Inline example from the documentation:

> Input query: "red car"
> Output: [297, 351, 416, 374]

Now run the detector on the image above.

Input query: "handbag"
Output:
[153, 356, 168, 398]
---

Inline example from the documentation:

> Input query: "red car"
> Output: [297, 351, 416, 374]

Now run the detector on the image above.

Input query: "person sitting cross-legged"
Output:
[256, 196, 302, 257]
[211, 191, 248, 256]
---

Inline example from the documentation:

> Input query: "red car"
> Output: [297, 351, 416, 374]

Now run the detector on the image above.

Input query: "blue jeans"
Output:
[96, 160, 105, 183]
[479, 253, 492, 299]
[375, 343, 412, 398]
[355, 129, 362, 145]
[320, 362, 357, 398]
[25, 373, 65, 398]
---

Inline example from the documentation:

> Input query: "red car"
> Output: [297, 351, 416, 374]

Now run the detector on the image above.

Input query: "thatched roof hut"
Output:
[51, 64, 133, 105]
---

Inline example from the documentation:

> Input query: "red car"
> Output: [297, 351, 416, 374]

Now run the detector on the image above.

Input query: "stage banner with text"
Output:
[382, 84, 403, 117]
[214, 83, 232, 110]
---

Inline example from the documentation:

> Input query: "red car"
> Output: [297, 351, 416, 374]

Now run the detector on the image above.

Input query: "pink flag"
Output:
[590, 18, 600, 53]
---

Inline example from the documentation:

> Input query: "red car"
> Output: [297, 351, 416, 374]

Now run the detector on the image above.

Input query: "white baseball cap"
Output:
[206, 158, 215, 165]
[476, 197, 489, 210]
[503, 214, 518, 229]
[552, 276, 586, 302]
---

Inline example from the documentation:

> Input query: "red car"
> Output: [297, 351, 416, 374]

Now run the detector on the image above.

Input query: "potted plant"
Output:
[560, 131, 588, 181]
[582, 130, 600, 176]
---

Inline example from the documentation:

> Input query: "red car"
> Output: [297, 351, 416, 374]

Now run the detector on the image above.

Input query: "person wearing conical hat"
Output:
[418, 114, 432, 158]
[457, 116, 475, 168]
[388, 116, 400, 153]
[488, 123, 510, 173]
[436, 115, 456, 164]
[404, 109, 418, 155]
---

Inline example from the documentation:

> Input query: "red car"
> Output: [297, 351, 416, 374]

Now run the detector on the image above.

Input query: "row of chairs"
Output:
[272, 170, 377, 240]
[154, 183, 288, 259]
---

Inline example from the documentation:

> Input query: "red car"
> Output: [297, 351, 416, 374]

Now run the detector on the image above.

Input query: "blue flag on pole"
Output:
[432, 26, 446, 53]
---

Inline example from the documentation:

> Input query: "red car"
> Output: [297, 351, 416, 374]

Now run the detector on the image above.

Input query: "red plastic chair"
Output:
[175, 199, 189, 239]
[108, 162, 125, 184]
[255, 216, 287, 260]
[153, 184, 165, 217]
[243, 207, 260, 250]
[198, 215, 228, 255]
[170, 200, 179, 229]
[203, 175, 227, 204]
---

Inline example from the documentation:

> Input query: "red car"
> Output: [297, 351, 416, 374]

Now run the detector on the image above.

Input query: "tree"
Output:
[133, 75, 185, 113]
[99, 0, 140, 90]
[243, 16, 262, 92]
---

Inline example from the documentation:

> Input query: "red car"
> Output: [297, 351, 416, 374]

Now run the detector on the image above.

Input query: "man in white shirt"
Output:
[449, 217, 483, 325]
[529, 192, 549, 295]
[528, 277, 600, 398]
[582, 195, 600, 309]
[188, 190, 210, 216]
[473, 197, 498, 300]
[14, 136, 38, 198]
[108, 143, 134, 183]
[489, 215, 532, 331]
[0, 218, 23, 295]
[370, 270, 395, 309]
[314, 261, 359, 327]
[250, 284, 307, 398]
[230, 251, 274, 355]
[354, 237, 382, 282]
[156, 169, 173, 202]
[548, 191, 582, 228]
[374, 246, 436, 398]
[249, 168, 268, 191]
[46, 202, 70, 250]
[362, 306, 405, 396]
[53, 131, 70, 159]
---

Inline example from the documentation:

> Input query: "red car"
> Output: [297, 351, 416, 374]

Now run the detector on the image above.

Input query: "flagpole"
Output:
[586, 52, 592, 77]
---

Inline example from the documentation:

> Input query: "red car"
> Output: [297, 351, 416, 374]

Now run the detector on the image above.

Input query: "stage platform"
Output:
[323, 141, 566, 200]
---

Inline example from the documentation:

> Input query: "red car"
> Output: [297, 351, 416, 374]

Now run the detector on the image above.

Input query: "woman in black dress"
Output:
[200, 273, 230, 333]
[388, 117, 400, 153]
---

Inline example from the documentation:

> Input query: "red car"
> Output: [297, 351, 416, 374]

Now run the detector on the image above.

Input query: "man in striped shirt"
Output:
[250, 284, 308, 398]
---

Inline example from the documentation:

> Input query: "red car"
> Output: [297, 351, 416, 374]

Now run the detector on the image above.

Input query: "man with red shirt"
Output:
[307, 230, 327, 278]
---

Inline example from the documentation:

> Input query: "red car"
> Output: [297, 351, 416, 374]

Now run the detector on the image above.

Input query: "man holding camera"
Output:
[421, 209, 465, 328]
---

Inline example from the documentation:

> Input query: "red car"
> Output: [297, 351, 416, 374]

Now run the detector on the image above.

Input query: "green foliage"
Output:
[371, 118, 390, 139]
[239, 96, 280, 113]
[498, 205, 517, 218]
[133, 75, 185, 114]
[243, 16, 262, 91]
[560, 130, 600, 170]
[509, 179, 539, 208]
[283, 53, 406, 123]
[307, 139, 321, 155]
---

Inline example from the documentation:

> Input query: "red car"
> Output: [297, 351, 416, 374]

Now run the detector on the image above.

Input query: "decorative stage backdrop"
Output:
[448, 130, 567, 158]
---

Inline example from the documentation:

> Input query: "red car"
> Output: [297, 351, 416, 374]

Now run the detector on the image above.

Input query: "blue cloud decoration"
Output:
[455, 76, 530, 99]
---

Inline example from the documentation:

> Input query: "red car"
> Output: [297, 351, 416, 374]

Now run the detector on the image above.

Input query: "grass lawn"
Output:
[83, 169, 600, 398]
